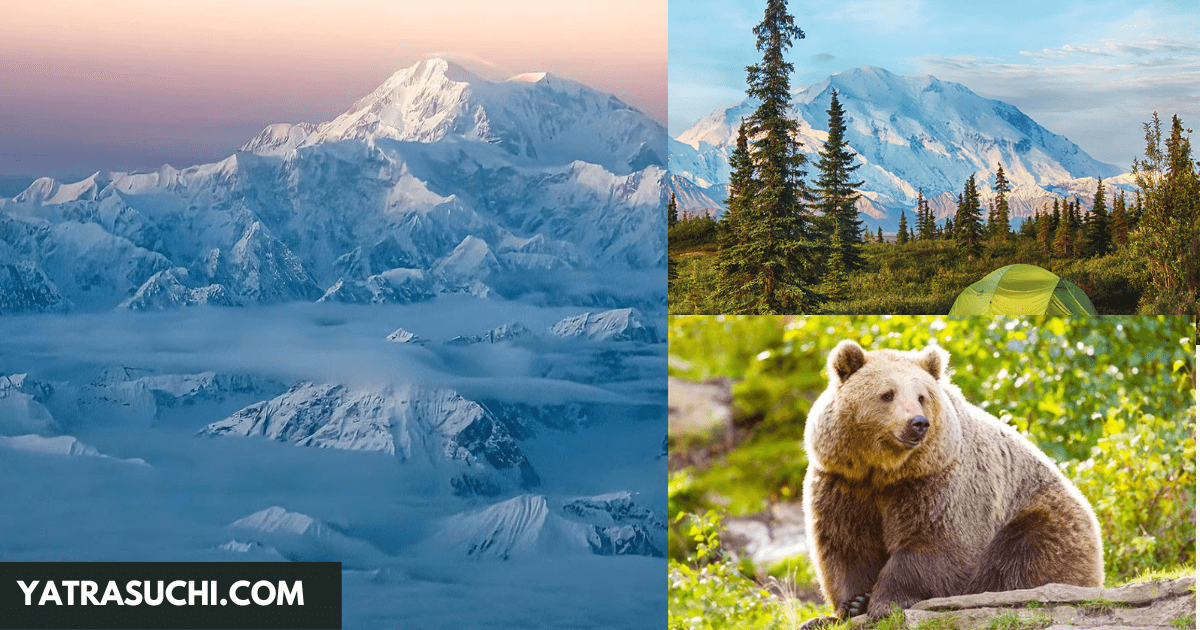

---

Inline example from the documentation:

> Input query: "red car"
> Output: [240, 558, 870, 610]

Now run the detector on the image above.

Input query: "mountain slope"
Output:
[1, 58, 667, 313]
[199, 381, 539, 497]
[669, 66, 1123, 227]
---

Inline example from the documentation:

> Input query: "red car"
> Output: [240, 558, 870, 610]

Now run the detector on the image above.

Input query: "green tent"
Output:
[949, 264, 1097, 315]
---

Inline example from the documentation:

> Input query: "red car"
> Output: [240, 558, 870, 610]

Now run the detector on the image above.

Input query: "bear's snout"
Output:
[897, 415, 929, 446]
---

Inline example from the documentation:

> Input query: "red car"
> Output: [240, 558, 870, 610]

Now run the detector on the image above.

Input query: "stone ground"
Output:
[844, 576, 1197, 630]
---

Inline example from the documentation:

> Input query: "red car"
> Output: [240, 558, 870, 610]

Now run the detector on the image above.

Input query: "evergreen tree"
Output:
[942, 216, 954, 240]
[955, 175, 984, 259]
[1085, 178, 1111, 257]
[986, 197, 996, 238]
[1050, 198, 1061, 235]
[717, 0, 821, 313]
[1017, 215, 1036, 240]
[993, 164, 1011, 239]
[896, 208, 909, 245]
[1052, 206, 1074, 257]
[814, 89, 866, 273]
[910, 225, 916, 242]
[1112, 190, 1129, 247]
[915, 190, 935, 241]
[877, 227, 883, 243]
[668, 189, 679, 280]
[714, 123, 759, 310]
[1130, 112, 1200, 312]
[1036, 206, 1052, 253]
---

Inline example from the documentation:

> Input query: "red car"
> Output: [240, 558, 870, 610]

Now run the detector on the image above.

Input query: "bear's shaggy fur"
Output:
[802, 340, 1103, 622]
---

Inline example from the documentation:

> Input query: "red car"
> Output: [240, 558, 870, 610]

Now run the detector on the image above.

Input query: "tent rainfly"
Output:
[948, 264, 1097, 316]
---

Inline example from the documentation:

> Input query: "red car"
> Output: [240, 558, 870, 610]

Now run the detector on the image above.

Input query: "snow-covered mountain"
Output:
[0, 373, 58, 435]
[227, 506, 386, 566]
[0, 57, 666, 314]
[550, 308, 659, 343]
[431, 492, 666, 560]
[669, 66, 1126, 230]
[199, 381, 539, 497]
[0, 434, 149, 466]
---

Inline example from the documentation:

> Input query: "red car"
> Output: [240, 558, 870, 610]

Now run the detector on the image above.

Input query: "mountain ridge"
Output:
[669, 66, 1127, 231]
[0, 58, 667, 314]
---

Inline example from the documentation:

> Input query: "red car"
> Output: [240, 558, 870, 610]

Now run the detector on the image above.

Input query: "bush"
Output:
[670, 216, 721, 252]
[669, 511, 813, 630]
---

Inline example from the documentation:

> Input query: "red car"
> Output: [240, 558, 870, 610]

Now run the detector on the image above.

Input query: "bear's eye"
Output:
[881, 391, 894, 402]
[918, 395, 926, 405]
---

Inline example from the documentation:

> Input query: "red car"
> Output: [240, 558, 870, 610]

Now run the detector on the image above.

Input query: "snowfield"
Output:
[0, 57, 667, 629]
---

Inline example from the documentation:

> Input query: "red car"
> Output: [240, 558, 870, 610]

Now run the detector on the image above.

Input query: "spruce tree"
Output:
[717, 0, 820, 313]
[668, 192, 678, 229]
[943, 216, 954, 240]
[1086, 178, 1111, 257]
[915, 190, 935, 240]
[1112, 190, 1129, 247]
[993, 164, 1011, 239]
[955, 175, 984, 259]
[1036, 206, 1052, 253]
[877, 227, 883, 243]
[825, 231, 849, 300]
[896, 208, 909, 245]
[985, 197, 996, 239]
[1050, 198, 1061, 234]
[1052, 208, 1074, 257]
[814, 89, 866, 273]
[714, 123, 759, 311]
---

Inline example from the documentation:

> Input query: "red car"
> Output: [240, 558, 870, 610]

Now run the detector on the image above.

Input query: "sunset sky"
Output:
[670, 0, 1200, 169]
[0, 0, 666, 182]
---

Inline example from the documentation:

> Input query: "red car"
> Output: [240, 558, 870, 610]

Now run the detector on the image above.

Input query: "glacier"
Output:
[0, 56, 667, 629]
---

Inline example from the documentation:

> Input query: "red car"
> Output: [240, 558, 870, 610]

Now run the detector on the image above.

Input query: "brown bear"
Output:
[801, 340, 1103, 624]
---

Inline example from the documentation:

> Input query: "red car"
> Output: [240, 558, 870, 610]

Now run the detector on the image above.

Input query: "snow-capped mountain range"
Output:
[0, 58, 666, 315]
[669, 66, 1131, 231]
[200, 381, 540, 497]
[431, 492, 666, 560]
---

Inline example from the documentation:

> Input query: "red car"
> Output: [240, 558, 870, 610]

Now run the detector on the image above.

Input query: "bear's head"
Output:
[804, 340, 961, 483]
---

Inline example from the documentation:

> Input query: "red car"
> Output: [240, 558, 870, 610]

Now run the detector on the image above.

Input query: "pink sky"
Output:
[0, 0, 666, 179]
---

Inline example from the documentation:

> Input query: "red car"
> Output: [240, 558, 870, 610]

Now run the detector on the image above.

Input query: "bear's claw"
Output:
[847, 594, 870, 617]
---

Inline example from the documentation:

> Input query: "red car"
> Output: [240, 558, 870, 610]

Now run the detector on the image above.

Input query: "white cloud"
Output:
[919, 36, 1200, 167]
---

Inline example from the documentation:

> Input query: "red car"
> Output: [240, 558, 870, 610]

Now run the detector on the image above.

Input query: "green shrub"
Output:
[669, 511, 802, 630]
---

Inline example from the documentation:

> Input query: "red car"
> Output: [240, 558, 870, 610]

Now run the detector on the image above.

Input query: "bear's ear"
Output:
[828, 340, 866, 384]
[916, 344, 949, 380]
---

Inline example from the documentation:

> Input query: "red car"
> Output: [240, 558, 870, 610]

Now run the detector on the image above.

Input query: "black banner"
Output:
[0, 562, 341, 629]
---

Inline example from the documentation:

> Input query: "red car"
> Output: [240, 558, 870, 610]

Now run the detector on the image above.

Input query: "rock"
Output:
[825, 576, 1197, 630]
[911, 576, 1196, 611]
[667, 376, 733, 440]
[721, 502, 808, 568]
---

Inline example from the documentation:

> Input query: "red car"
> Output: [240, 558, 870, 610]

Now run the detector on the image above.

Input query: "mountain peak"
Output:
[671, 66, 1124, 225]
[383, 57, 483, 90]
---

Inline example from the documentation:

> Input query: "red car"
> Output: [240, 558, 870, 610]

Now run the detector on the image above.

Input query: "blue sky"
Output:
[669, 0, 1200, 167]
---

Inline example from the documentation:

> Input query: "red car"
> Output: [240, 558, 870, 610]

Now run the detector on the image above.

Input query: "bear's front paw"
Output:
[846, 594, 870, 618]
[866, 597, 916, 620]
